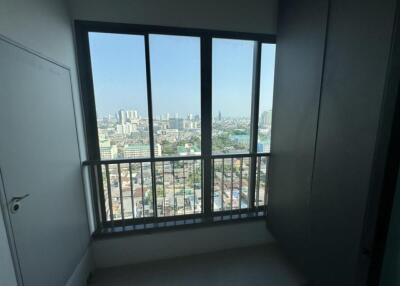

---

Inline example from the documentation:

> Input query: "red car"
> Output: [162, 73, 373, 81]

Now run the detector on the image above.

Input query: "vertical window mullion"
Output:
[201, 36, 213, 217]
[249, 41, 262, 210]
[78, 30, 108, 224]
[144, 34, 158, 218]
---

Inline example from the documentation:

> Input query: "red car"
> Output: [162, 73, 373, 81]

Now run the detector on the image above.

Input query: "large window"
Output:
[77, 22, 276, 230]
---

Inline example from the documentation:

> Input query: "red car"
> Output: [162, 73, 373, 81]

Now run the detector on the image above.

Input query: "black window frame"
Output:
[75, 20, 276, 235]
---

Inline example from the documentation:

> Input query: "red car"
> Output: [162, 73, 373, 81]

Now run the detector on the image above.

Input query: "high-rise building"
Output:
[260, 110, 272, 127]
[126, 110, 138, 119]
[184, 120, 194, 129]
[154, 143, 162, 156]
[266, 110, 272, 126]
[116, 124, 124, 134]
[99, 140, 118, 159]
[218, 111, 222, 121]
[123, 144, 161, 158]
[118, 109, 127, 124]
[123, 123, 133, 134]
[169, 118, 184, 130]
[123, 144, 150, 158]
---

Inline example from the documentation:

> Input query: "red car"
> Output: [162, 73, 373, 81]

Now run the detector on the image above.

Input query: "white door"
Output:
[0, 38, 89, 285]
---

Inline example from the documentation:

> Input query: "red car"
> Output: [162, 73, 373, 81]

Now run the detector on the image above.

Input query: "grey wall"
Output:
[0, 0, 91, 284]
[310, 1, 396, 285]
[269, 0, 397, 285]
[93, 221, 274, 268]
[66, 248, 94, 286]
[380, 169, 400, 286]
[268, 0, 329, 273]
[68, 0, 278, 34]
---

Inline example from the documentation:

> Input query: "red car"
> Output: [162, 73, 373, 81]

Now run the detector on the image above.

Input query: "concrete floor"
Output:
[89, 243, 308, 286]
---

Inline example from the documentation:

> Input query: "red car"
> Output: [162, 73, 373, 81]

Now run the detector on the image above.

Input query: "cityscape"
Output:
[98, 109, 272, 159]
[87, 33, 275, 221]
[97, 109, 271, 220]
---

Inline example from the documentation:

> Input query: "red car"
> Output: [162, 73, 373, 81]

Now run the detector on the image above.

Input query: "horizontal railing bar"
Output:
[256, 152, 270, 157]
[103, 213, 205, 227]
[211, 152, 270, 159]
[82, 153, 270, 166]
[94, 211, 266, 238]
[101, 207, 266, 228]
[83, 155, 203, 165]
[212, 206, 266, 217]
[212, 153, 251, 159]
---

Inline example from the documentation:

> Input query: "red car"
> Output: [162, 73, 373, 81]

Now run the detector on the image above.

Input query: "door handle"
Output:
[9, 194, 30, 213]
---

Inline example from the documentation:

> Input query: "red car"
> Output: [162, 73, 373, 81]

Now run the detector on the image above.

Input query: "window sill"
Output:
[92, 209, 267, 239]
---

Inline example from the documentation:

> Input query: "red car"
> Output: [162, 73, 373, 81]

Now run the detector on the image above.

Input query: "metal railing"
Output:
[83, 153, 269, 230]
[212, 154, 268, 213]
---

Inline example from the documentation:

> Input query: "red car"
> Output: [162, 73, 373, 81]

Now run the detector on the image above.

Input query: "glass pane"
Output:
[155, 159, 202, 217]
[101, 165, 111, 221]
[109, 164, 122, 220]
[89, 32, 150, 160]
[257, 43, 276, 153]
[129, 162, 153, 218]
[212, 157, 250, 212]
[149, 34, 201, 157]
[212, 38, 255, 154]
[120, 163, 133, 219]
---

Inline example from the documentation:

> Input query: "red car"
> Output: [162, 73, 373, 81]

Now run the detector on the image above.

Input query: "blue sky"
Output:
[89, 32, 275, 118]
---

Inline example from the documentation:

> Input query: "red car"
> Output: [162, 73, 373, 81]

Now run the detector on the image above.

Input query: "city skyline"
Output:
[97, 108, 272, 120]
[89, 32, 275, 118]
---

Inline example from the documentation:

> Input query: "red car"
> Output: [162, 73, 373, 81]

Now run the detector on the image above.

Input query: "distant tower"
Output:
[260, 111, 272, 127]
[118, 109, 127, 124]
[218, 111, 222, 121]
[169, 118, 184, 130]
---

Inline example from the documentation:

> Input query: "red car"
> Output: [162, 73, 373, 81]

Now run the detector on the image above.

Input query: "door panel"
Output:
[0, 39, 89, 285]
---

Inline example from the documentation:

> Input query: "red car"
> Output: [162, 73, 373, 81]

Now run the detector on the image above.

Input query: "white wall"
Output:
[93, 221, 274, 268]
[68, 0, 278, 34]
[0, 209, 17, 286]
[0, 0, 89, 160]
[0, 0, 95, 231]
[0, 0, 92, 284]
[0, 0, 74, 64]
